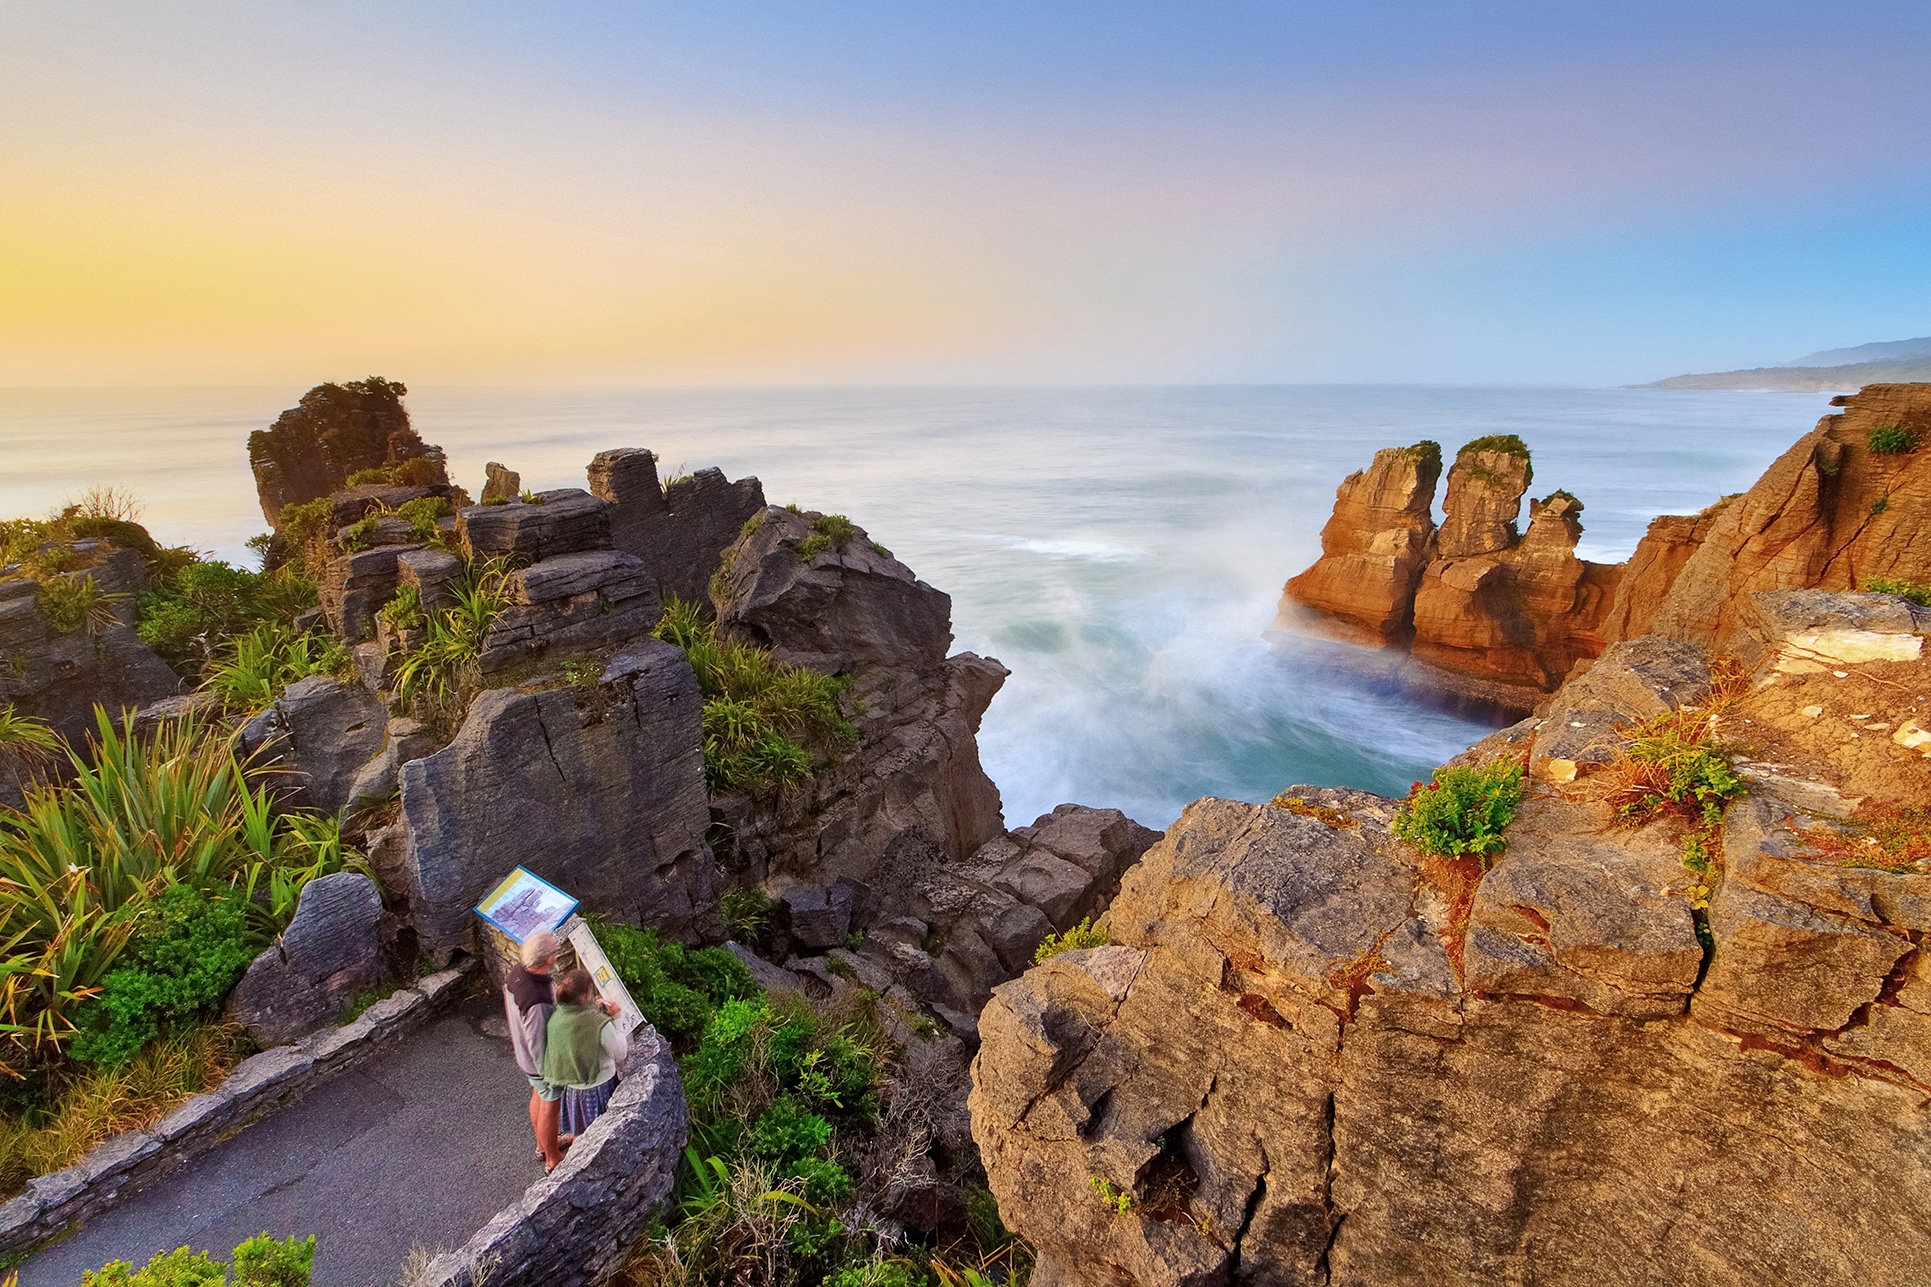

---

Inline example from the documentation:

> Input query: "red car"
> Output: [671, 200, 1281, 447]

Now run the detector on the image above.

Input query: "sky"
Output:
[3, 2, 1930, 387]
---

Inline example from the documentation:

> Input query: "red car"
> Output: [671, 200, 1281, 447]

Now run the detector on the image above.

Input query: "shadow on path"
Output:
[20, 994, 541, 1287]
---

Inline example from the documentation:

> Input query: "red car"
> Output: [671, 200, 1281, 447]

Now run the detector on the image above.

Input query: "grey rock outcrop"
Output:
[457, 490, 612, 564]
[717, 507, 950, 671]
[480, 462, 521, 505]
[397, 637, 716, 955]
[225, 872, 386, 1046]
[248, 377, 444, 525]
[0, 575, 179, 751]
[588, 450, 766, 609]
[477, 549, 662, 674]
[240, 675, 389, 814]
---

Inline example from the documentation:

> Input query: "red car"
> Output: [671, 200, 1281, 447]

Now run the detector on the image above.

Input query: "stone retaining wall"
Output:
[0, 965, 473, 1259]
[418, 1024, 686, 1287]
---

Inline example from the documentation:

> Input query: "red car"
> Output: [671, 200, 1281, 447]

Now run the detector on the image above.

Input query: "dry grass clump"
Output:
[1269, 794, 1358, 829]
[1790, 802, 1931, 874]
[0, 1024, 248, 1196]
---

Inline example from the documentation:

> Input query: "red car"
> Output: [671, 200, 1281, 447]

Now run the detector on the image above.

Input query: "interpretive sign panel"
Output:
[474, 867, 579, 943]
[566, 920, 644, 1036]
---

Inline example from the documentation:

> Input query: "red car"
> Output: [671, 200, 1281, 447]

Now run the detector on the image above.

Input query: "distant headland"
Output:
[1638, 335, 1931, 391]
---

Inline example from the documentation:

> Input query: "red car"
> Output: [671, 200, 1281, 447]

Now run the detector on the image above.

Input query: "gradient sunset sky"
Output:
[4, 2, 1929, 387]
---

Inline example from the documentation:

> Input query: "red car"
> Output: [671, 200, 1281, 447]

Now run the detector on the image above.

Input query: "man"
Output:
[504, 929, 565, 1170]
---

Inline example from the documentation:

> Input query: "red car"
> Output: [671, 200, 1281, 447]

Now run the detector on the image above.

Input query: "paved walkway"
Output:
[20, 995, 544, 1287]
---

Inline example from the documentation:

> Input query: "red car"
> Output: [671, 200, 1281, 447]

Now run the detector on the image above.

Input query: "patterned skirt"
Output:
[559, 1075, 619, 1137]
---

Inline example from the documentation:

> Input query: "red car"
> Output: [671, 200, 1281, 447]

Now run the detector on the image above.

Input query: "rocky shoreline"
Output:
[4, 380, 1929, 1284]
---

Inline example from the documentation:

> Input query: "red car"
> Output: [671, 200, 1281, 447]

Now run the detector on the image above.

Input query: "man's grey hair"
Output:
[519, 929, 560, 968]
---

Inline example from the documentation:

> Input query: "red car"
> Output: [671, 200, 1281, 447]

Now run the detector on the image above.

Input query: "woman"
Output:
[504, 930, 564, 1170]
[540, 967, 628, 1143]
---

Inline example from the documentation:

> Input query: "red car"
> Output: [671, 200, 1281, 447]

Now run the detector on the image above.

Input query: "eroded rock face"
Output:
[971, 781, 1931, 1286]
[477, 549, 662, 675]
[1644, 384, 1931, 648]
[248, 378, 445, 525]
[588, 451, 767, 609]
[1286, 439, 1620, 707]
[225, 872, 385, 1046]
[1283, 444, 1441, 644]
[1435, 443, 1531, 558]
[397, 637, 716, 956]
[0, 575, 180, 752]
[717, 507, 951, 671]
[239, 674, 389, 815]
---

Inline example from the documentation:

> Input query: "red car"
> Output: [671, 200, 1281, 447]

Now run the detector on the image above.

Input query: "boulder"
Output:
[225, 872, 386, 1046]
[1282, 443, 1441, 644]
[457, 490, 612, 564]
[240, 675, 390, 815]
[248, 378, 445, 525]
[714, 507, 950, 671]
[1527, 635, 1711, 781]
[397, 637, 716, 955]
[1728, 588, 1930, 674]
[480, 462, 521, 505]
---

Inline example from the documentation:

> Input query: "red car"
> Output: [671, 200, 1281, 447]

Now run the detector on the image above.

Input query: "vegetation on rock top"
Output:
[653, 598, 855, 794]
[1392, 760, 1525, 865]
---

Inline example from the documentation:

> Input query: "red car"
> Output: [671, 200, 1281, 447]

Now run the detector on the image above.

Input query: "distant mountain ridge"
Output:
[1638, 335, 1931, 390]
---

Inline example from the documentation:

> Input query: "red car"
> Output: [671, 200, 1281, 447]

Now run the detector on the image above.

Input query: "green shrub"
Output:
[69, 886, 260, 1069]
[1090, 1175, 1134, 1214]
[0, 712, 359, 1073]
[395, 496, 447, 544]
[748, 1095, 833, 1164]
[798, 513, 861, 561]
[1609, 711, 1746, 828]
[1866, 576, 1931, 607]
[720, 887, 776, 943]
[1404, 439, 1443, 473]
[1868, 424, 1921, 454]
[136, 559, 318, 675]
[378, 583, 424, 631]
[81, 1233, 314, 1286]
[1392, 760, 1525, 863]
[37, 574, 121, 634]
[590, 921, 758, 1045]
[653, 596, 855, 793]
[391, 558, 510, 707]
[1034, 916, 1109, 963]
[200, 624, 349, 711]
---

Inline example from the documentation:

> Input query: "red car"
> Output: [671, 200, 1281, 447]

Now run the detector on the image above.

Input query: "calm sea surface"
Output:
[0, 385, 1831, 828]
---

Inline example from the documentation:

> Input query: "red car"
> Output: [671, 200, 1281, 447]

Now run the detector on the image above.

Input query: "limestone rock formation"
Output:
[477, 549, 662, 675]
[1434, 436, 1531, 557]
[0, 570, 180, 752]
[1282, 443, 1441, 644]
[588, 450, 767, 609]
[239, 674, 389, 815]
[1286, 436, 1623, 708]
[225, 872, 386, 1046]
[972, 594, 1931, 1287]
[1640, 384, 1931, 647]
[248, 378, 446, 524]
[397, 637, 716, 956]
[480, 462, 521, 504]
[708, 507, 1005, 888]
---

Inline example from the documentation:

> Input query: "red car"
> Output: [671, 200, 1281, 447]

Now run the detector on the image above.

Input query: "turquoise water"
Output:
[0, 385, 1831, 827]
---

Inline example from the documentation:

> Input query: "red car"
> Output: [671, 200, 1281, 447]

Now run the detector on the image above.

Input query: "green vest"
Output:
[542, 1004, 611, 1087]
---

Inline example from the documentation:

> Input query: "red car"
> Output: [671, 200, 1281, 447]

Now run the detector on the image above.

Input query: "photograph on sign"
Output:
[474, 867, 579, 943]
[567, 922, 644, 1036]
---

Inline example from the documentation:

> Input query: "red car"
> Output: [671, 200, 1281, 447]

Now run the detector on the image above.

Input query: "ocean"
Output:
[0, 384, 1831, 829]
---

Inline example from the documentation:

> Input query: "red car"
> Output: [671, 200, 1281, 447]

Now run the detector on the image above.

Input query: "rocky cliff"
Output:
[970, 593, 1931, 1286]
[1284, 384, 1931, 712]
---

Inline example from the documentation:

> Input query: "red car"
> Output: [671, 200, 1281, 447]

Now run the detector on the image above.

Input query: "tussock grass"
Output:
[0, 1024, 248, 1197]
[654, 598, 854, 793]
